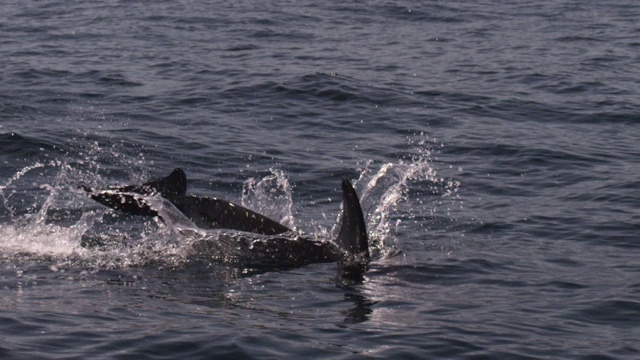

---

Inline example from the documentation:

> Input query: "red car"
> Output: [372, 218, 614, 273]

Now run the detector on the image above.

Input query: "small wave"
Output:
[0, 132, 63, 157]
[220, 73, 413, 108]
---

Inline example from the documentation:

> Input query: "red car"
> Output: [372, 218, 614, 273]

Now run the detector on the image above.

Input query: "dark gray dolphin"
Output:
[82, 169, 371, 274]
[188, 178, 370, 273]
[82, 168, 289, 235]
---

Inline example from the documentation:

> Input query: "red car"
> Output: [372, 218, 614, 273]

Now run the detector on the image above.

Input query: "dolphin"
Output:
[81, 169, 289, 235]
[82, 169, 370, 275]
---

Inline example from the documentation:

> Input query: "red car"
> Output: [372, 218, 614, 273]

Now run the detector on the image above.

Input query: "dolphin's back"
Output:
[170, 196, 291, 235]
[189, 232, 342, 268]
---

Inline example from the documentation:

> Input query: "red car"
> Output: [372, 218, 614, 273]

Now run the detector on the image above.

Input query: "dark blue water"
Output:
[2, 1, 640, 358]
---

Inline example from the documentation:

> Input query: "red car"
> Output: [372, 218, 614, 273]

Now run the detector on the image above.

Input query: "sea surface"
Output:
[1, 1, 639, 359]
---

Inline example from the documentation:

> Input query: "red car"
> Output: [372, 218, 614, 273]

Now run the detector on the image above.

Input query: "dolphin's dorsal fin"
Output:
[122, 168, 187, 198]
[336, 178, 370, 259]
[81, 168, 187, 216]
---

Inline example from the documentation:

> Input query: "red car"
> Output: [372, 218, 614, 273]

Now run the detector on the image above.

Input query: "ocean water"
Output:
[1, 1, 639, 359]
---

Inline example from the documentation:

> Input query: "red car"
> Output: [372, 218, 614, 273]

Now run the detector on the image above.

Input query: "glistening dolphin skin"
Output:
[82, 169, 371, 275]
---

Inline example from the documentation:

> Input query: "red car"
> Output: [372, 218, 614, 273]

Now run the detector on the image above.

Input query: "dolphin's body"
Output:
[82, 169, 370, 275]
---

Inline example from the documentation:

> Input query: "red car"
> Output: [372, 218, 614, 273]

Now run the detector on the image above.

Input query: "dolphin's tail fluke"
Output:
[336, 178, 370, 277]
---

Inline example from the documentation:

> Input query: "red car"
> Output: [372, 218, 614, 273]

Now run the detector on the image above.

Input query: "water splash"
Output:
[1, 162, 47, 220]
[230, 135, 454, 260]
[0, 134, 457, 270]
[0, 162, 98, 259]
[145, 195, 200, 232]
[0, 161, 187, 270]
[241, 169, 296, 229]
[353, 135, 457, 257]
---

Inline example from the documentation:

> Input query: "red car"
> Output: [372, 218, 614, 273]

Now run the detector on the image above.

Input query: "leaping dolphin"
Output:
[81, 169, 371, 276]
[81, 168, 290, 235]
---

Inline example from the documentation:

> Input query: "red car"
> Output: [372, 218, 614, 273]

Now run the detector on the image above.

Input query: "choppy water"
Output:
[1, 1, 640, 359]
